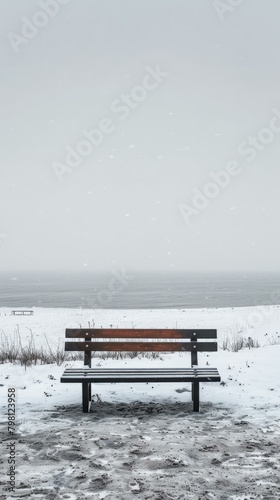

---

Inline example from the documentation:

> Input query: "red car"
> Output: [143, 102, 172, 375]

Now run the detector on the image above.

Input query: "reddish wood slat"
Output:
[64, 341, 218, 352]
[65, 328, 217, 339]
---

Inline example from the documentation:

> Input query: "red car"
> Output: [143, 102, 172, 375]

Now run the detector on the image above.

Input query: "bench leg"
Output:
[193, 381, 199, 412]
[88, 382, 92, 403]
[82, 383, 91, 413]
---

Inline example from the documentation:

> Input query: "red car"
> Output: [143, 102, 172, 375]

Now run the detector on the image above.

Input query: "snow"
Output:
[0, 305, 280, 499]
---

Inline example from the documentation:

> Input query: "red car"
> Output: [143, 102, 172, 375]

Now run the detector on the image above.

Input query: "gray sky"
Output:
[1, 0, 280, 273]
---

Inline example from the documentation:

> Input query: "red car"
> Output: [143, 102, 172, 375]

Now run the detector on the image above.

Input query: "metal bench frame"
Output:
[60, 328, 221, 413]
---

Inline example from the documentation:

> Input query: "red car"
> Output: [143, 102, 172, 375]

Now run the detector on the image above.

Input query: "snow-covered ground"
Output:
[0, 306, 280, 499]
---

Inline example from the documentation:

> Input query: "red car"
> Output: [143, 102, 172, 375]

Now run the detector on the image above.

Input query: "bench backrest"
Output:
[65, 329, 218, 367]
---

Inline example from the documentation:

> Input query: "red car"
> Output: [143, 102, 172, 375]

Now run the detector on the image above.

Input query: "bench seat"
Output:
[61, 367, 221, 383]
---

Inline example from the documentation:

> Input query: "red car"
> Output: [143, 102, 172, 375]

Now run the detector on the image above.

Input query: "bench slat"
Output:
[63, 368, 215, 372]
[61, 377, 221, 381]
[64, 341, 218, 352]
[63, 370, 218, 378]
[65, 328, 217, 339]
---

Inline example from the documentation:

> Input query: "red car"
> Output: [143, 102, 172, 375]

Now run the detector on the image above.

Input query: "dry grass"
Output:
[222, 334, 260, 352]
[0, 327, 83, 367]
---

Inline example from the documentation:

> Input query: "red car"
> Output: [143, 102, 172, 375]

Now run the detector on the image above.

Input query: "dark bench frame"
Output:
[60, 328, 221, 413]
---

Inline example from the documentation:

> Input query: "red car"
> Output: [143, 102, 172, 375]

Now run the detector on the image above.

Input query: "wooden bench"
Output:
[11, 310, 34, 316]
[60, 328, 221, 413]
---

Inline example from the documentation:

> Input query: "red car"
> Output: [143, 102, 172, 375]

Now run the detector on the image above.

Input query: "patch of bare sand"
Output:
[1, 401, 279, 500]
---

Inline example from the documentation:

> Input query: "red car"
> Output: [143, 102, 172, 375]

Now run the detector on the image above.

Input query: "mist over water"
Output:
[0, 272, 280, 309]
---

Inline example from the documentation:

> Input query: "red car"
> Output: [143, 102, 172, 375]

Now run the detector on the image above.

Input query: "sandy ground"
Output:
[1, 398, 280, 500]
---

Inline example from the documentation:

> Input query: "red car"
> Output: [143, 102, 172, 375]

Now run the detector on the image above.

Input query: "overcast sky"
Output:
[1, 0, 280, 274]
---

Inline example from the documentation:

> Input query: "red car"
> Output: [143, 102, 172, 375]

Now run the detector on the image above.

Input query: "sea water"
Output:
[0, 272, 280, 309]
